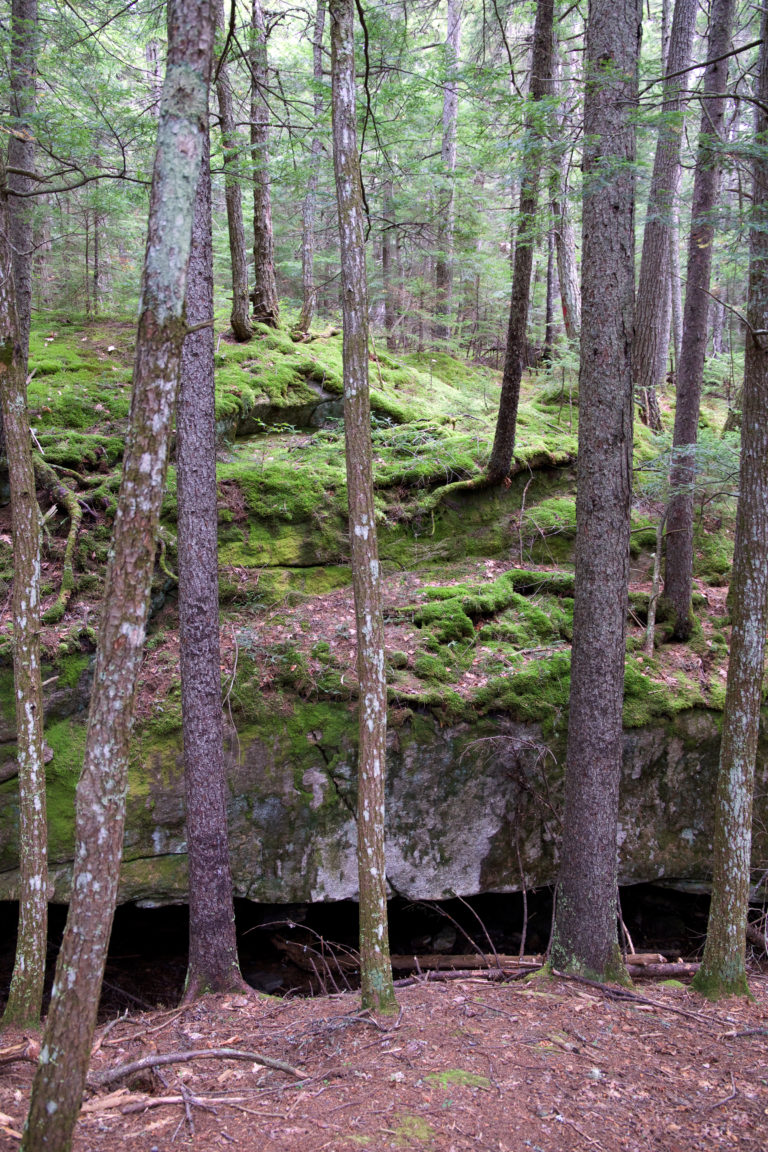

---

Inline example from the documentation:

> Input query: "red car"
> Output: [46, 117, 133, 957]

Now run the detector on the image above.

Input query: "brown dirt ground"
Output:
[1, 972, 767, 1151]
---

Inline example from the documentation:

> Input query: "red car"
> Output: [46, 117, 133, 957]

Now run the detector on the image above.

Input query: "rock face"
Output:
[0, 678, 765, 906]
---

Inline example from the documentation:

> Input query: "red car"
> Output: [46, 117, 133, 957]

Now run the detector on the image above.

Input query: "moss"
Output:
[413, 652, 456, 683]
[622, 658, 706, 727]
[474, 653, 571, 729]
[43, 718, 87, 860]
[696, 527, 734, 586]
[55, 652, 91, 689]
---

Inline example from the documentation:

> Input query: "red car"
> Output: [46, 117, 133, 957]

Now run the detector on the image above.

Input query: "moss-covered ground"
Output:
[0, 313, 745, 885]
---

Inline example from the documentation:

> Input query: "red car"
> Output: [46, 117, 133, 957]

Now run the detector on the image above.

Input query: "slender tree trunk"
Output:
[0, 148, 46, 1031]
[633, 0, 697, 432]
[433, 0, 461, 344]
[710, 288, 725, 355]
[7, 0, 37, 371]
[216, 0, 253, 341]
[487, 0, 555, 484]
[296, 0, 327, 337]
[178, 125, 247, 1000]
[382, 180, 397, 350]
[669, 213, 682, 370]
[92, 213, 101, 316]
[692, 6, 768, 1001]
[330, 0, 396, 1015]
[2, 0, 45, 1032]
[542, 225, 556, 364]
[663, 0, 736, 640]
[550, 0, 640, 981]
[550, 48, 581, 345]
[22, 5, 214, 1147]
[250, 0, 279, 327]
[552, 182, 580, 343]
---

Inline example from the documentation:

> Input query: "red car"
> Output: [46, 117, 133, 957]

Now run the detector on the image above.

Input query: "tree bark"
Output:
[0, 145, 46, 1031]
[330, 0, 396, 1015]
[22, 4, 214, 1147]
[487, 0, 555, 484]
[250, 0, 279, 327]
[433, 0, 461, 344]
[633, 0, 697, 432]
[296, 0, 327, 337]
[692, 6, 768, 1001]
[542, 225, 556, 364]
[663, 0, 736, 640]
[216, 0, 253, 341]
[382, 180, 397, 350]
[550, 0, 640, 981]
[7, 0, 37, 371]
[552, 182, 580, 343]
[178, 125, 246, 1000]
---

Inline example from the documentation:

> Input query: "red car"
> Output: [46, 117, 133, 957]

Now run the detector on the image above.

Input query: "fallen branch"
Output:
[626, 962, 700, 978]
[394, 967, 536, 988]
[88, 1047, 305, 1091]
[550, 969, 722, 1028]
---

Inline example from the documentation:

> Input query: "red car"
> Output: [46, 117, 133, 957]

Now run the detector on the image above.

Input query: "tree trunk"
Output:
[330, 0, 396, 1016]
[552, 183, 580, 343]
[669, 213, 682, 370]
[550, 0, 640, 981]
[710, 288, 725, 356]
[216, 0, 253, 341]
[433, 0, 461, 344]
[22, 5, 214, 1147]
[663, 0, 736, 641]
[542, 225, 556, 364]
[0, 146, 46, 1031]
[296, 0, 327, 337]
[178, 125, 246, 1000]
[250, 0, 279, 328]
[7, 0, 37, 371]
[633, 0, 697, 432]
[691, 6, 768, 1001]
[487, 0, 555, 484]
[382, 180, 397, 351]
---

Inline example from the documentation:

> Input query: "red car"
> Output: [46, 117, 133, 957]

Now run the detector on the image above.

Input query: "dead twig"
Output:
[705, 1072, 737, 1112]
[549, 969, 721, 1028]
[88, 1047, 305, 1090]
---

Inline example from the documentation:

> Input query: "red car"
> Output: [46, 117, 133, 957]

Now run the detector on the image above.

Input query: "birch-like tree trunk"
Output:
[433, 0, 461, 344]
[382, 179, 397, 350]
[250, 0, 279, 327]
[633, 0, 697, 432]
[329, 0, 396, 1015]
[692, 9, 768, 1001]
[216, 0, 252, 341]
[22, 4, 213, 1147]
[542, 225, 556, 363]
[663, 0, 736, 640]
[178, 124, 247, 1000]
[487, 0, 555, 484]
[552, 181, 580, 342]
[550, 0, 640, 981]
[296, 0, 327, 337]
[0, 149, 46, 1032]
[7, 0, 37, 369]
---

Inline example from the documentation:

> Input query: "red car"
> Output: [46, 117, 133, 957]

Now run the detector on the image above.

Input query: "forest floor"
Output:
[1, 972, 767, 1151]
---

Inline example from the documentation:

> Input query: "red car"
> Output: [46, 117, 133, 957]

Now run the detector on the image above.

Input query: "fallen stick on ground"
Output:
[88, 1047, 305, 1090]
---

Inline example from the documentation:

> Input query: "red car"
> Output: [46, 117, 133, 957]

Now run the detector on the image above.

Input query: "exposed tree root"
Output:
[34, 456, 82, 624]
